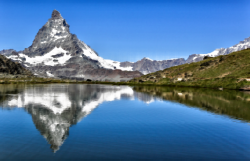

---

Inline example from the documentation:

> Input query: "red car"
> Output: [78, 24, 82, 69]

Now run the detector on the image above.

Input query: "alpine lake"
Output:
[0, 84, 250, 160]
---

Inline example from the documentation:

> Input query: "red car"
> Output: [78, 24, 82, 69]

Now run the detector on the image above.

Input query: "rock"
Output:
[203, 56, 213, 60]
[185, 72, 193, 77]
[200, 60, 213, 67]
[51, 10, 62, 19]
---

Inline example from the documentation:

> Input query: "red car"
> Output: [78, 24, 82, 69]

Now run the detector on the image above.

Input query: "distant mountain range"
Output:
[120, 36, 250, 74]
[130, 47, 250, 90]
[1, 10, 250, 80]
[120, 57, 185, 74]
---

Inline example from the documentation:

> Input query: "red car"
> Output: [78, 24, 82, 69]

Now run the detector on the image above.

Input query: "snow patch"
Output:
[207, 50, 218, 57]
[106, 60, 132, 70]
[8, 47, 71, 67]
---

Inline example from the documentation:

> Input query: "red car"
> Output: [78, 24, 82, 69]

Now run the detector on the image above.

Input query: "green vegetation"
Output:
[0, 76, 132, 85]
[129, 49, 250, 90]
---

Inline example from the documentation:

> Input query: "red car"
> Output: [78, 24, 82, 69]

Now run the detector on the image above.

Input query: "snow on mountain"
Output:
[107, 60, 132, 70]
[121, 57, 186, 74]
[186, 52, 214, 64]
[9, 47, 70, 66]
[186, 37, 250, 63]
[7, 10, 132, 71]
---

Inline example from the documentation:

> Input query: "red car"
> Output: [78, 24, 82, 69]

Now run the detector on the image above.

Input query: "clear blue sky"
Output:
[0, 0, 250, 62]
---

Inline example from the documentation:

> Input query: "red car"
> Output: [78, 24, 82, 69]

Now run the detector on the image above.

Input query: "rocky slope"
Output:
[129, 48, 250, 89]
[0, 54, 32, 76]
[3, 10, 142, 82]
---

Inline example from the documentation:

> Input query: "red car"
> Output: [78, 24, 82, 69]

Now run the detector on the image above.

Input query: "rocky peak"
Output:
[51, 10, 62, 19]
[142, 57, 153, 61]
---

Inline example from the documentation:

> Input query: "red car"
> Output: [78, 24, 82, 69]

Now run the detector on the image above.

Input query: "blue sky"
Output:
[0, 0, 250, 62]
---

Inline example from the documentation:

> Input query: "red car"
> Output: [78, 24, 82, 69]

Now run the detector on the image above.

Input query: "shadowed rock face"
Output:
[0, 54, 32, 75]
[3, 10, 142, 82]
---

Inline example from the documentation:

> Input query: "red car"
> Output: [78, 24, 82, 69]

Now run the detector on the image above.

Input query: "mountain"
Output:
[186, 37, 250, 63]
[129, 48, 250, 90]
[120, 57, 185, 74]
[0, 49, 15, 56]
[0, 54, 32, 77]
[3, 10, 142, 82]
[120, 36, 250, 74]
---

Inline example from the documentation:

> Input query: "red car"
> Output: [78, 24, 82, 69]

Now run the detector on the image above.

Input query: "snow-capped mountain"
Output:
[207, 37, 250, 57]
[120, 36, 250, 74]
[3, 10, 142, 81]
[184, 54, 205, 64]
[15, 10, 132, 70]
[121, 57, 186, 74]
[186, 37, 250, 63]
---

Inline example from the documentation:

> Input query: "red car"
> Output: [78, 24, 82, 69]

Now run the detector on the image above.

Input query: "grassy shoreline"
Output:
[1, 77, 249, 91]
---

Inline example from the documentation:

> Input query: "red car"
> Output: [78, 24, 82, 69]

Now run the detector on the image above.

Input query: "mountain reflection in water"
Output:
[0, 84, 157, 152]
[0, 84, 250, 153]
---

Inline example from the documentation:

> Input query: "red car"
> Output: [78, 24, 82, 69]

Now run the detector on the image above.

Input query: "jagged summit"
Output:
[51, 10, 62, 19]
[142, 57, 153, 61]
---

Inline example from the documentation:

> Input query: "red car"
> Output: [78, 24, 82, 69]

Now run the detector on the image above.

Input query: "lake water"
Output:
[0, 84, 250, 160]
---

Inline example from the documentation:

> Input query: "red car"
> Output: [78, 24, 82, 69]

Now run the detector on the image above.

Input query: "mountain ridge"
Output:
[129, 48, 250, 90]
[120, 36, 250, 74]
